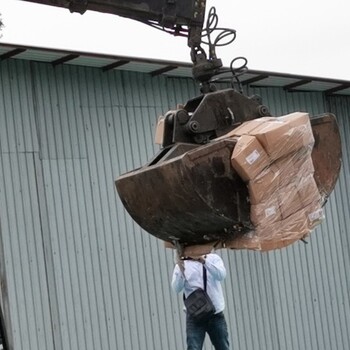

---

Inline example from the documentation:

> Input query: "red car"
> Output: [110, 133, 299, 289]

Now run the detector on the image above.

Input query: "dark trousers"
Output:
[186, 312, 230, 350]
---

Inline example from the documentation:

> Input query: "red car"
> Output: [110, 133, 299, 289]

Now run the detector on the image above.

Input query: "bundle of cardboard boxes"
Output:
[165, 112, 325, 256]
[225, 112, 324, 251]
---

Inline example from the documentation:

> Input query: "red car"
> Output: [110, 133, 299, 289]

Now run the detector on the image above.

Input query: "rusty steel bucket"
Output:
[116, 139, 251, 245]
[115, 113, 342, 247]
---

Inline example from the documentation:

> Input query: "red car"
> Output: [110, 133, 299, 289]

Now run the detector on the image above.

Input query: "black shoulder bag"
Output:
[183, 265, 215, 322]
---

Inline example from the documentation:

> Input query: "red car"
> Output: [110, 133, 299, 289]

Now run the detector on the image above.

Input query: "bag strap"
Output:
[203, 265, 207, 292]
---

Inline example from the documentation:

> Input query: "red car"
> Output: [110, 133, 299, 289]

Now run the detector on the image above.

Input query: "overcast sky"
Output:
[1, 0, 350, 81]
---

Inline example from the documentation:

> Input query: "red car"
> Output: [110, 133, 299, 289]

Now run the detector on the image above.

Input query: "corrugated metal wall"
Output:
[0, 59, 349, 350]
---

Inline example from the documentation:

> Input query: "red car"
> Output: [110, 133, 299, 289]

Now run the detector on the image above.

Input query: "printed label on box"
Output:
[308, 208, 323, 222]
[246, 150, 260, 165]
[265, 206, 277, 217]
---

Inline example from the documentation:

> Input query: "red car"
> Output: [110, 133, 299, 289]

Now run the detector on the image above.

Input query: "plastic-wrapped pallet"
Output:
[165, 112, 325, 256]
[226, 112, 324, 251]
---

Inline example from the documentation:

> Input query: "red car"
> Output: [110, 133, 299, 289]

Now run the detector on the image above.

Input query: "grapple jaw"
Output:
[310, 113, 342, 202]
[116, 139, 252, 245]
[115, 90, 342, 251]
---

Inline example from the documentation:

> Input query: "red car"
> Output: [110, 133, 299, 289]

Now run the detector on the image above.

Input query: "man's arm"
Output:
[204, 254, 226, 281]
[171, 264, 185, 293]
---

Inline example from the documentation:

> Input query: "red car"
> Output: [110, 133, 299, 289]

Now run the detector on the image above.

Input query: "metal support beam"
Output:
[324, 84, 350, 96]
[102, 60, 130, 72]
[51, 54, 80, 66]
[283, 79, 312, 91]
[0, 48, 26, 61]
[150, 65, 178, 77]
[241, 74, 269, 85]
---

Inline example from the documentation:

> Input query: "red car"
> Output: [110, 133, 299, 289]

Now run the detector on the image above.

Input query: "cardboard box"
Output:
[279, 147, 315, 186]
[250, 196, 282, 226]
[224, 232, 262, 250]
[249, 160, 320, 224]
[230, 135, 270, 182]
[278, 112, 309, 126]
[226, 207, 310, 251]
[249, 179, 320, 220]
[229, 201, 324, 251]
[305, 200, 324, 229]
[163, 240, 222, 258]
[272, 147, 315, 187]
[279, 112, 315, 146]
[251, 120, 292, 159]
[251, 112, 314, 160]
[215, 117, 277, 141]
[154, 116, 165, 145]
[227, 117, 277, 137]
[279, 183, 302, 219]
[297, 173, 321, 207]
[255, 207, 310, 250]
[250, 170, 320, 222]
[248, 164, 280, 204]
[252, 124, 295, 160]
[293, 146, 314, 168]
[248, 146, 315, 204]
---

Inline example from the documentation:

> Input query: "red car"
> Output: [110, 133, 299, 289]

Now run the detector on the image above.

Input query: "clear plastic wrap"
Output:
[165, 112, 325, 255]
[226, 112, 323, 251]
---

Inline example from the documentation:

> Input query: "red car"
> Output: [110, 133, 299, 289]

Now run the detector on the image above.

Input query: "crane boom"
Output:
[22, 0, 211, 83]
[22, 0, 206, 37]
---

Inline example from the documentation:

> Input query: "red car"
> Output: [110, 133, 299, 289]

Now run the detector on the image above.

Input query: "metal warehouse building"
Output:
[0, 43, 349, 350]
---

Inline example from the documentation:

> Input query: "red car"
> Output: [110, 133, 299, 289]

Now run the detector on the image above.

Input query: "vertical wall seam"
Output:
[30, 61, 59, 350]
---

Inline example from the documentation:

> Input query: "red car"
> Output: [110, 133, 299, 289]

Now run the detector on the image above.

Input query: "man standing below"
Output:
[171, 253, 230, 350]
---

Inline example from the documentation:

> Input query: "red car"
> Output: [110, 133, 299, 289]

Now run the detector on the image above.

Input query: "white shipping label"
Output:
[265, 206, 276, 218]
[246, 150, 260, 165]
[308, 209, 323, 222]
